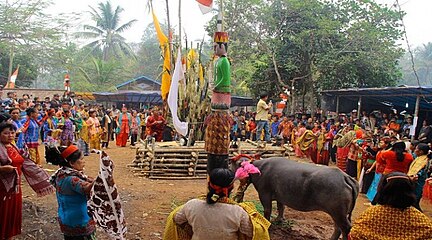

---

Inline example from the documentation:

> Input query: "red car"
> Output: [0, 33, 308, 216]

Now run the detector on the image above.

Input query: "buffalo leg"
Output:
[330, 215, 351, 240]
[275, 201, 285, 222]
[258, 193, 272, 220]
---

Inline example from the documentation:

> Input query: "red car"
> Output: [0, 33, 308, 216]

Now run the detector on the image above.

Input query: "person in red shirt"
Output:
[146, 110, 166, 142]
[378, 141, 414, 174]
[278, 116, 293, 144]
[247, 118, 257, 141]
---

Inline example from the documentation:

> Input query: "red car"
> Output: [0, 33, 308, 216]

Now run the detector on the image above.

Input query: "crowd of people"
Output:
[0, 91, 170, 154]
[1, 89, 432, 239]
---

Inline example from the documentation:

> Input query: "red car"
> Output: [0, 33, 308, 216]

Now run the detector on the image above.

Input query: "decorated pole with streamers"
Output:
[203, 0, 233, 174]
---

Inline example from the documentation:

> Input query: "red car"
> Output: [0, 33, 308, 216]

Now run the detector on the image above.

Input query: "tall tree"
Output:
[78, 1, 137, 61]
[0, 0, 70, 87]
[207, 0, 404, 111]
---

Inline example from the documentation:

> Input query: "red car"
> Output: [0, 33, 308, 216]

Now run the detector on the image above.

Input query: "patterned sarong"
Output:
[88, 151, 127, 239]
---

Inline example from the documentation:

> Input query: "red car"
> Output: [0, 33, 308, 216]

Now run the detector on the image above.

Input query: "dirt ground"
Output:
[17, 144, 432, 240]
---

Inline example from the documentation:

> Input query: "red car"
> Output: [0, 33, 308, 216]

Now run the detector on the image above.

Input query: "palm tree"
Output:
[79, 1, 137, 61]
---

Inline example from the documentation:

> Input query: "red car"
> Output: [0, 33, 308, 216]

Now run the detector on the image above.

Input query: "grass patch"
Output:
[250, 200, 295, 229]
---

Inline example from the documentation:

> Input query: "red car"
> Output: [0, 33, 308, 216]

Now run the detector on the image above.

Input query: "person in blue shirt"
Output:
[271, 115, 280, 138]
[9, 108, 25, 149]
[47, 145, 96, 240]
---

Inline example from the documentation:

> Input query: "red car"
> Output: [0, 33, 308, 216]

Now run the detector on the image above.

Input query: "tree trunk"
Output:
[7, 45, 15, 87]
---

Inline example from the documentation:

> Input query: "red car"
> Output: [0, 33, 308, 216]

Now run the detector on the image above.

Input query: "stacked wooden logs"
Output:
[128, 141, 290, 180]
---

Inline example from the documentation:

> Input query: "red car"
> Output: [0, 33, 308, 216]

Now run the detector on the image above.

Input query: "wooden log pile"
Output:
[128, 141, 290, 180]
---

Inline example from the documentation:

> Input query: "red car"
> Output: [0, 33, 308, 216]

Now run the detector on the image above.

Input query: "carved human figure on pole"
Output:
[205, 31, 231, 174]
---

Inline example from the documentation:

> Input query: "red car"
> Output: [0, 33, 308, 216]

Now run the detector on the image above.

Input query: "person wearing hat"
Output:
[165, 168, 270, 240]
[205, 30, 232, 174]
[46, 145, 96, 239]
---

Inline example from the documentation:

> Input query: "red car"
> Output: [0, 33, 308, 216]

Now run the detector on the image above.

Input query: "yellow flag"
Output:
[152, 10, 171, 100]
[187, 49, 204, 85]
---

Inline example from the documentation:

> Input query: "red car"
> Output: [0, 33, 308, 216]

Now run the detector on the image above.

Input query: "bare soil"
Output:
[17, 145, 432, 240]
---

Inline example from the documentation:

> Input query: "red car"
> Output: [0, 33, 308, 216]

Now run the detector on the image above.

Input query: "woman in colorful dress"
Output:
[116, 106, 131, 147]
[366, 136, 391, 202]
[22, 108, 44, 165]
[294, 122, 306, 158]
[47, 145, 96, 240]
[349, 172, 432, 240]
[42, 109, 58, 144]
[86, 109, 101, 150]
[407, 143, 431, 211]
[59, 110, 74, 146]
[130, 110, 140, 146]
[0, 122, 54, 239]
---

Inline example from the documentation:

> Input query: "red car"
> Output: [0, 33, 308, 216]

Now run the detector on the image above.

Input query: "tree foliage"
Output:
[399, 42, 432, 86]
[208, 0, 404, 109]
[78, 1, 137, 61]
[0, 0, 71, 87]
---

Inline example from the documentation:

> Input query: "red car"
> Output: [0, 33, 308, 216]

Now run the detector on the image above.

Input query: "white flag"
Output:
[168, 49, 189, 137]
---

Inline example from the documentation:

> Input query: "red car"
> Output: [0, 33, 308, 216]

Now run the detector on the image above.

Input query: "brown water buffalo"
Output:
[231, 157, 359, 240]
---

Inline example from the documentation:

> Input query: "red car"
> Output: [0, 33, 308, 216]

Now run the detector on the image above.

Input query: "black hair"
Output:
[0, 113, 11, 123]
[411, 140, 420, 148]
[259, 93, 268, 99]
[45, 145, 82, 167]
[0, 122, 16, 133]
[8, 108, 19, 113]
[206, 168, 235, 204]
[26, 107, 37, 116]
[392, 141, 406, 162]
[416, 143, 430, 157]
[375, 172, 416, 209]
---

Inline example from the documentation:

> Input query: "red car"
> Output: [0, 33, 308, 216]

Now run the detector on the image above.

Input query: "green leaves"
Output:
[78, 1, 137, 61]
[210, 0, 404, 106]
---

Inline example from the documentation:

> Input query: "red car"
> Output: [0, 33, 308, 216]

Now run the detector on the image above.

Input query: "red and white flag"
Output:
[7, 67, 19, 88]
[64, 74, 71, 92]
[196, 0, 213, 14]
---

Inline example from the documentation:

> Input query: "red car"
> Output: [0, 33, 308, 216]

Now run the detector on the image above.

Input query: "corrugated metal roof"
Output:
[321, 86, 432, 111]
[321, 86, 432, 97]
[116, 75, 161, 89]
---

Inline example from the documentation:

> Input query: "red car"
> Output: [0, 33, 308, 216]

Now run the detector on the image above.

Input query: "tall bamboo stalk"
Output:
[178, 0, 181, 45]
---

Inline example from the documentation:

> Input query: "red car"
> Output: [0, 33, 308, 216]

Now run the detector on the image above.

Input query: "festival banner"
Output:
[168, 48, 188, 137]
[196, 0, 213, 14]
[152, 10, 171, 101]
[7, 66, 19, 88]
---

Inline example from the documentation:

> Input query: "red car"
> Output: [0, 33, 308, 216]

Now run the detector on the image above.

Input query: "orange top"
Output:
[378, 150, 414, 174]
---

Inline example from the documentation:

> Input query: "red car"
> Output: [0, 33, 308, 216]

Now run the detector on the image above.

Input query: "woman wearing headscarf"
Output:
[164, 168, 270, 240]
[407, 143, 431, 211]
[47, 145, 96, 240]
[349, 172, 432, 239]
[0, 122, 54, 239]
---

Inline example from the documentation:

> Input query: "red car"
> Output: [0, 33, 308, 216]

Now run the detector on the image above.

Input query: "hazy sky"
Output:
[49, 0, 431, 47]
